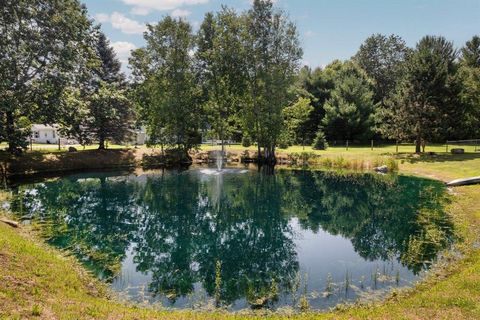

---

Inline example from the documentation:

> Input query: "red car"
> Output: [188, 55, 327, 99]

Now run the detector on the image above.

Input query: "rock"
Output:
[68, 146, 77, 152]
[0, 218, 19, 228]
[374, 165, 388, 174]
[451, 148, 464, 154]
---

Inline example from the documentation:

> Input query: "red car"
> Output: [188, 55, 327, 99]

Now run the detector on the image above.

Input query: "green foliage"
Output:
[457, 65, 480, 138]
[196, 8, 246, 147]
[59, 32, 134, 149]
[242, 0, 303, 161]
[0, 0, 94, 152]
[241, 135, 252, 148]
[130, 17, 200, 153]
[282, 98, 314, 146]
[321, 61, 376, 141]
[215, 260, 222, 306]
[353, 34, 410, 104]
[312, 130, 328, 150]
[377, 36, 461, 152]
[88, 83, 134, 149]
[460, 35, 480, 68]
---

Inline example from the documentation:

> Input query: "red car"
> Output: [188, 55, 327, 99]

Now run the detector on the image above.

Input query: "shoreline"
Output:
[0, 151, 479, 319]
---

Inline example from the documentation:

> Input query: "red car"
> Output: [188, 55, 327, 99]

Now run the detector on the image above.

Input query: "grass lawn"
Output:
[0, 148, 479, 319]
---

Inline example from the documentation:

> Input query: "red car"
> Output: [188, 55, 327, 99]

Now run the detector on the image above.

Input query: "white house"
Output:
[131, 126, 148, 145]
[30, 124, 148, 145]
[31, 124, 59, 144]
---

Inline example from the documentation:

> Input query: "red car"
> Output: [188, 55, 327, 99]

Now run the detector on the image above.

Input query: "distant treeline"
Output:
[1, 0, 479, 158]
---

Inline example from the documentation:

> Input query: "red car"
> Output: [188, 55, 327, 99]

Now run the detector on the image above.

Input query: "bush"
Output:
[278, 140, 290, 149]
[242, 135, 251, 148]
[312, 130, 328, 150]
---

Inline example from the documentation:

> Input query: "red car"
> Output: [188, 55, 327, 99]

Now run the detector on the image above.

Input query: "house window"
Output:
[45, 132, 48, 138]
[34, 131, 39, 138]
[53, 131, 56, 138]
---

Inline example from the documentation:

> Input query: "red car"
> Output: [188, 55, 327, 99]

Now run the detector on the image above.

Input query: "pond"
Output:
[8, 167, 453, 311]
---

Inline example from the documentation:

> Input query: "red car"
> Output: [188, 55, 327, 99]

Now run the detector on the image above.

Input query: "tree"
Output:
[292, 66, 336, 144]
[377, 36, 460, 152]
[90, 33, 132, 149]
[282, 97, 313, 147]
[242, 0, 303, 163]
[321, 61, 376, 141]
[457, 66, 480, 138]
[460, 35, 480, 68]
[196, 8, 246, 155]
[59, 31, 133, 149]
[353, 34, 410, 105]
[130, 17, 200, 155]
[0, 0, 94, 152]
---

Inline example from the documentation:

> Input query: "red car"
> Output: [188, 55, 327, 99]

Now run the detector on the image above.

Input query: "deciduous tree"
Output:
[130, 17, 200, 155]
[0, 0, 94, 152]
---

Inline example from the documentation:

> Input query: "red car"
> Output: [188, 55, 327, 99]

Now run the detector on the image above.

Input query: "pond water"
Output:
[8, 167, 453, 311]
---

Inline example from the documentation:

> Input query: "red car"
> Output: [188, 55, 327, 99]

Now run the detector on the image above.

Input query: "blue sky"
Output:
[84, 0, 480, 74]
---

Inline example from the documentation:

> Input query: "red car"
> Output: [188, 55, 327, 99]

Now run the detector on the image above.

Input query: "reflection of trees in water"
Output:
[131, 172, 299, 306]
[12, 169, 453, 306]
[11, 174, 139, 278]
[280, 170, 453, 274]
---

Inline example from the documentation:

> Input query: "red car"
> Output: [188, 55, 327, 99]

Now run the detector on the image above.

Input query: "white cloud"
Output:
[305, 30, 315, 38]
[111, 41, 137, 76]
[94, 12, 146, 35]
[123, 0, 209, 15]
[111, 41, 137, 62]
[171, 9, 191, 17]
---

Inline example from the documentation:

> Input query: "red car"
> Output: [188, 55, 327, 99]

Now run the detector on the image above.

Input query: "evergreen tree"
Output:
[321, 61, 376, 141]
[377, 36, 460, 152]
[291, 66, 335, 144]
[59, 31, 133, 149]
[460, 35, 480, 68]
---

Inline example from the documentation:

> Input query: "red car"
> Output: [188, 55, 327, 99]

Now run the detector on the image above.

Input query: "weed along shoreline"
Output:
[1, 147, 401, 180]
[1, 148, 479, 319]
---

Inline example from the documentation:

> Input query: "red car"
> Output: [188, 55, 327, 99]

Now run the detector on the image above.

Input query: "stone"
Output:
[374, 165, 388, 174]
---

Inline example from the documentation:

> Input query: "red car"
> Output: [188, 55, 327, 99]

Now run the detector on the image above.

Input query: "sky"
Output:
[83, 0, 480, 74]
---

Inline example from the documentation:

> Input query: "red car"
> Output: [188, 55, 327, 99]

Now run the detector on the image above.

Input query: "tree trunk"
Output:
[98, 135, 105, 150]
[6, 111, 19, 153]
[415, 137, 422, 153]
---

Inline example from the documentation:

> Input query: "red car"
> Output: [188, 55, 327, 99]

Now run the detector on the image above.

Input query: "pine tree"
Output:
[321, 61, 376, 141]
[460, 35, 480, 68]
[377, 36, 460, 152]
[59, 31, 134, 149]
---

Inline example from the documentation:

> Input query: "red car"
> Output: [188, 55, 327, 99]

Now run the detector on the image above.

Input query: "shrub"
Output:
[312, 130, 328, 150]
[241, 135, 251, 148]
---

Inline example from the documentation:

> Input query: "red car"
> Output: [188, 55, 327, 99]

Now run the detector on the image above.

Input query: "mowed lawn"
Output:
[0, 147, 479, 319]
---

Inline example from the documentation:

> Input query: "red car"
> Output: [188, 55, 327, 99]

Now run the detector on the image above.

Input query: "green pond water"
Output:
[8, 167, 453, 311]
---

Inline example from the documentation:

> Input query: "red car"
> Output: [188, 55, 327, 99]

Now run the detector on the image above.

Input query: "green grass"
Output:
[200, 142, 480, 155]
[1, 148, 480, 319]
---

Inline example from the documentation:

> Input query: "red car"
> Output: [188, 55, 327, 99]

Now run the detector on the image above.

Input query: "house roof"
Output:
[31, 124, 58, 131]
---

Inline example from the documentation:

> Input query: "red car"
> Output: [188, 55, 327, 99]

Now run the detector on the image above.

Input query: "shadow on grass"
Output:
[395, 152, 480, 164]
